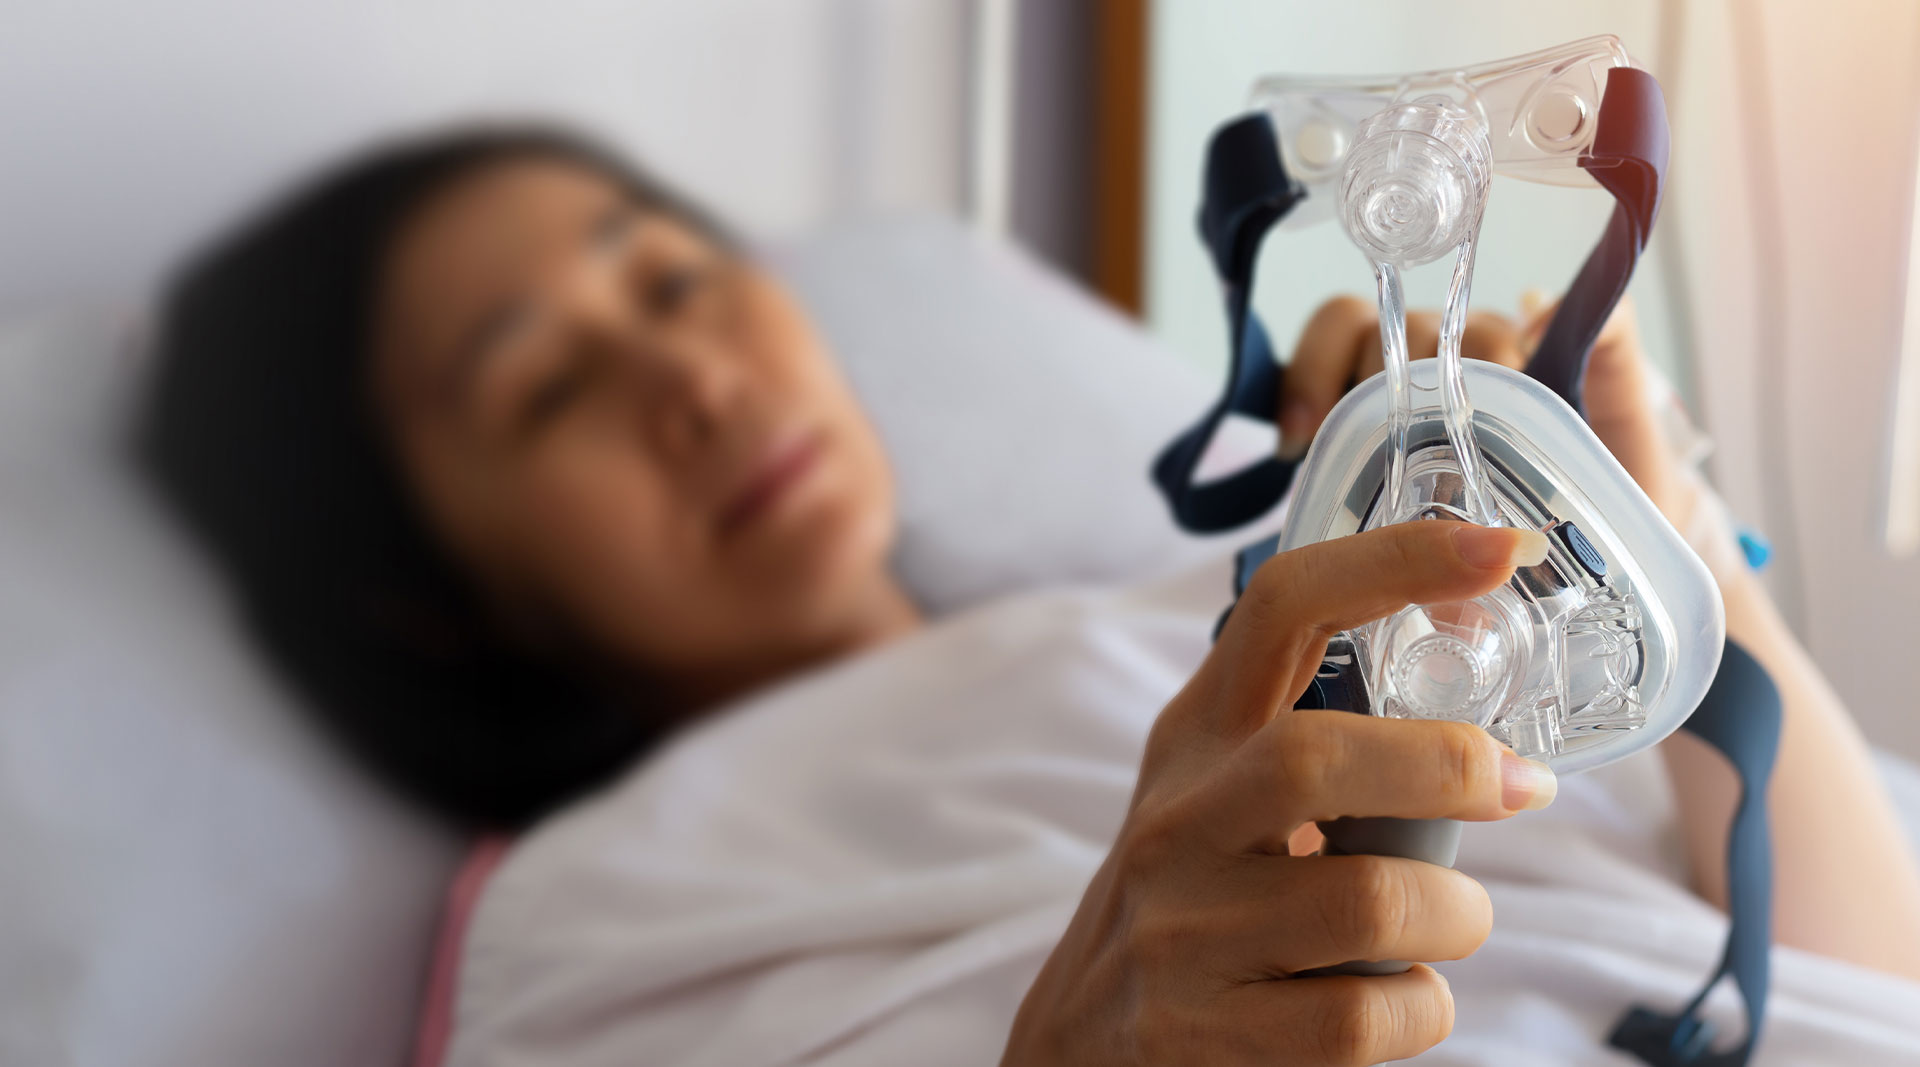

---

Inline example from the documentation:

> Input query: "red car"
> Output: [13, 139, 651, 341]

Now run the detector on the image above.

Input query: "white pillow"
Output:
[0, 309, 462, 1067]
[0, 218, 1257, 1067]
[769, 216, 1256, 614]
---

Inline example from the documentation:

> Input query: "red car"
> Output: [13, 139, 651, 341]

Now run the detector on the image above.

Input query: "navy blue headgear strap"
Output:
[1530, 66, 1671, 414]
[1148, 113, 1306, 534]
[1608, 639, 1781, 1066]
[1166, 67, 1782, 1065]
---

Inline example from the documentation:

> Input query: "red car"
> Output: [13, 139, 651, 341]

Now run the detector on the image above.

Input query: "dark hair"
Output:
[136, 127, 721, 828]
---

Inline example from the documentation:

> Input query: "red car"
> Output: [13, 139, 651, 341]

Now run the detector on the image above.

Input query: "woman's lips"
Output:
[718, 430, 824, 537]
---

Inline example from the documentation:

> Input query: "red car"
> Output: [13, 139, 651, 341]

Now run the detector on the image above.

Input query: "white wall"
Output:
[1694, 0, 1920, 757]
[1146, 0, 1920, 756]
[0, 0, 973, 308]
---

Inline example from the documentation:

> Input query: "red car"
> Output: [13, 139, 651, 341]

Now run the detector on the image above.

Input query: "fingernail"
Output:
[1277, 401, 1315, 460]
[1520, 288, 1549, 316]
[1501, 751, 1558, 811]
[1452, 525, 1549, 569]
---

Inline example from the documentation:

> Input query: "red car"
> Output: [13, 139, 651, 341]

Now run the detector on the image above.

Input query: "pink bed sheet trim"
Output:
[411, 835, 512, 1067]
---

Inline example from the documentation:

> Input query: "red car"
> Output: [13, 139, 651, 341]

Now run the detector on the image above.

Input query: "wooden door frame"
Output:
[1091, 0, 1148, 316]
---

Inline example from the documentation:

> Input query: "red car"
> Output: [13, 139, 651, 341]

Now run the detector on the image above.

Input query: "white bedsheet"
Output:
[444, 551, 1920, 1066]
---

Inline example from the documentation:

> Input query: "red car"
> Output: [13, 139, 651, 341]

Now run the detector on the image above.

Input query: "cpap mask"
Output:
[1153, 38, 1784, 1065]
[1267, 38, 1722, 774]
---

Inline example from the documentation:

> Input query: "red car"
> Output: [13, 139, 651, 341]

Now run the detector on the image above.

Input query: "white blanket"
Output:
[445, 552, 1920, 1066]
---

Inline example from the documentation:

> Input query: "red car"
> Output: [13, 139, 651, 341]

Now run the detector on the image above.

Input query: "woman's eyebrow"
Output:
[432, 206, 627, 403]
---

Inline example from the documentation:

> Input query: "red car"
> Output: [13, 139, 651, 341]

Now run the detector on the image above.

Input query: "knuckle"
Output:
[1408, 314, 1441, 353]
[1480, 340, 1528, 368]
[1328, 856, 1410, 958]
[1317, 983, 1391, 1066]
[1246, 548, 1301, 608]
[1128, 999, 1197, 1064]
[1242, 552, 1318, 637]
[1270, 715, 1338, 803]
[1325, 293, 1374, 323]
[1124, 907, 1202, 973]
[1116, 806, 1185, 884]
[1463, 310, 1516, 346]
[1383, 523, 1433, 577]
[1142, 704, 1192, 763]
[1432, 721, 1494, 802]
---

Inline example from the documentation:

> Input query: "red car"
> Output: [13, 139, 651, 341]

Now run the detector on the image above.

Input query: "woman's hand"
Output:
[1278, 293, 1697, 528]
[1275, 296, 1529, 460]
[1002, 521, 1557, 1067]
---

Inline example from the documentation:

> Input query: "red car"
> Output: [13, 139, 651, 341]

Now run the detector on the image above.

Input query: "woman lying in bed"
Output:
[139, 130, 1920, 1065]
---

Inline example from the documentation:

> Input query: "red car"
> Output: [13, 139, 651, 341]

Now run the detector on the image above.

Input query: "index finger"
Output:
[1207, 522, 1549, 734]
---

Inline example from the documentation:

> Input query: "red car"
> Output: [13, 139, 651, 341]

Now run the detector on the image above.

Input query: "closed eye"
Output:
[648, 260, 723, 319]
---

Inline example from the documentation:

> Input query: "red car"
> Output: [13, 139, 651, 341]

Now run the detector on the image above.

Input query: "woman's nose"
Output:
[567, 267, 747, 455]
[643, 335, 747, 455]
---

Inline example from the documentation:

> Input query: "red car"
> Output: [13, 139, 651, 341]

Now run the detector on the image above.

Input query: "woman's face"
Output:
[373, 157, 900, 705]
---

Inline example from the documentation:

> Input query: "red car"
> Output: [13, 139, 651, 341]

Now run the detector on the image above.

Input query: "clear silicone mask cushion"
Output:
[1267, 37, 1724, 776]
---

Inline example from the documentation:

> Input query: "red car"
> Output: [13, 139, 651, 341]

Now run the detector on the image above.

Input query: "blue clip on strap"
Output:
[1165, 68, 1781, 1066]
